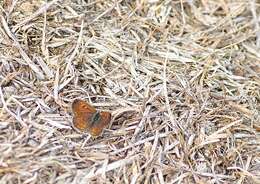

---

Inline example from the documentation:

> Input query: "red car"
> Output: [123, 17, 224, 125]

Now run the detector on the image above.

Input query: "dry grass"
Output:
[0, 0, 259, 183]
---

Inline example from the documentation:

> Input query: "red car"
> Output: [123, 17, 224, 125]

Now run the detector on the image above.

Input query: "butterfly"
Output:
[72, 99, 112, 137]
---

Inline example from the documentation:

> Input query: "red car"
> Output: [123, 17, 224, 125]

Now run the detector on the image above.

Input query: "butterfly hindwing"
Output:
[89, 111, 112, 136]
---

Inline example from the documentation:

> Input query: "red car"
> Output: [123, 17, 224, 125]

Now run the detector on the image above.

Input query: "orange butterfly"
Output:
[72, 99, 111, 137]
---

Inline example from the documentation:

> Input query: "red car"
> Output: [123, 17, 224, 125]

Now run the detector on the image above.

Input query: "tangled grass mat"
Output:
[0, 0, 259, 183]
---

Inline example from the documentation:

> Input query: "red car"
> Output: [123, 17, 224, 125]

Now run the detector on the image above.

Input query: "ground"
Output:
[0, 0, 259, 183]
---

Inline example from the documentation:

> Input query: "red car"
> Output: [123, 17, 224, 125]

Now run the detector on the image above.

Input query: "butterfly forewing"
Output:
[72, 99, 96, 115]
[72, 99, 96, 132]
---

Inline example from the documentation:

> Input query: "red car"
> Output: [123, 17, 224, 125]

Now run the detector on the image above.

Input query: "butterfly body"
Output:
[72, 99, 111, 136]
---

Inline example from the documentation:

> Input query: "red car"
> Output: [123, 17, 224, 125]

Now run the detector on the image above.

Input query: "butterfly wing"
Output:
[89, 111, 112, 136]
[72, 99, 96, 132]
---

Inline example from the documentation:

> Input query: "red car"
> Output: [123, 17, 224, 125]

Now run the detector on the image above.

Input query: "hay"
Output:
[0, 0, 259, 183]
